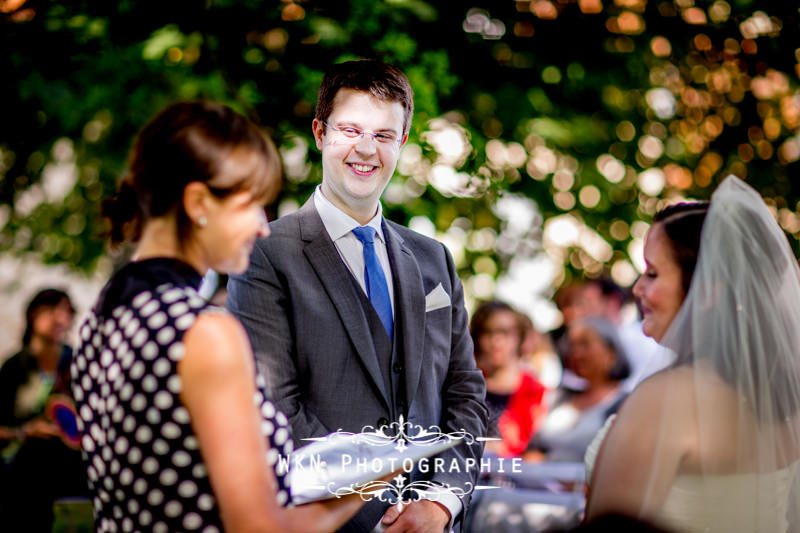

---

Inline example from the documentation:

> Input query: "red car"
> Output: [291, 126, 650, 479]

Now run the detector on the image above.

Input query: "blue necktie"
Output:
[352, 226, 393, 340]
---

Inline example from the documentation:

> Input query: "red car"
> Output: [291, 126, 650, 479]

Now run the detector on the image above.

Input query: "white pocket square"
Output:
[425, 283, 451, 312]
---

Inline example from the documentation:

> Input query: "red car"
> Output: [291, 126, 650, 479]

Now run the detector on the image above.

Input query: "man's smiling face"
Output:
[313, 88, 406, 223]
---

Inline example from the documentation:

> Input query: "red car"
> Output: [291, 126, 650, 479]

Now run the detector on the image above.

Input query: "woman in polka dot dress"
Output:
[72, 102, 367, 532]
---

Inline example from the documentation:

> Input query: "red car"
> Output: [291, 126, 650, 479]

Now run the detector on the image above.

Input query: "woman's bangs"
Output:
[211, 141, 282, 205]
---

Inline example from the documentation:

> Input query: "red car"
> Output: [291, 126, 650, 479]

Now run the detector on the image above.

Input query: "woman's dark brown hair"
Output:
[470, 300, 526, 357]
[23, 288, 74, 346]
[103, 101, 282, 246]
[652, 202, 710, 296]
[570, 316, 631, 382]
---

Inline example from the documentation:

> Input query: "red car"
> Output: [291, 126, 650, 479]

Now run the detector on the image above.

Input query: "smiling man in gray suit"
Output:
[227, 60, 487, 533]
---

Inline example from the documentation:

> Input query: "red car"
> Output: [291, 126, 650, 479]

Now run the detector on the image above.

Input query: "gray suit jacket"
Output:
[228, 198, 487, 531]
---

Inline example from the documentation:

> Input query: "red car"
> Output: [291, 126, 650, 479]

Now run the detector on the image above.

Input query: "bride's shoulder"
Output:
[616, 366, 698, 432]
[631, 366, 696, 401]
[634, 363, 731, 402]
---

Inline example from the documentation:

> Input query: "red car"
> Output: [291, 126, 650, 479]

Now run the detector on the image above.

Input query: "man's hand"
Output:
[381, 499, 451, 533]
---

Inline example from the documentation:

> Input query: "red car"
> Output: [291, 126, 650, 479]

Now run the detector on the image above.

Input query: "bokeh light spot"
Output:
[578, 0, 603, 14]
[553, 170, 574, 191]
[616, 121, 636, 142]
[637, 168, 665, 196]
[682, 7, 708, 25]
[554, 191, 576, 210]
[541, 66, 562, 84]
[579, 185, 601, 208]
[610, 220, 630, 241]
[650, 36, 671, 57]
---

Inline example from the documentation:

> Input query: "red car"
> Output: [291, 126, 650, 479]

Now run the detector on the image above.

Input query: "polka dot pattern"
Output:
[72, 280, 292, 531]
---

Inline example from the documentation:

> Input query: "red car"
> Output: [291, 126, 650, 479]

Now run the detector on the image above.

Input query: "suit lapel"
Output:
[383, 221, 426, 409]
[299, 199, 391, 410]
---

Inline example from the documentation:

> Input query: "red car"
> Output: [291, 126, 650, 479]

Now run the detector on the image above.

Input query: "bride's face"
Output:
[633, 223, 685, 342]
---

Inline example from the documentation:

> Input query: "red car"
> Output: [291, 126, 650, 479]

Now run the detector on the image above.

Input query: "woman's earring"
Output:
[197, 216, 208, 227]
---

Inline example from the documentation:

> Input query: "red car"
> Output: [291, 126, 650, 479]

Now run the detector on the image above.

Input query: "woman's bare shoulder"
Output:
[186, 309, 244, 339]
[629, 366, 696, 405]
[182, 311, 252, 372]
[613, 366, 698, 446]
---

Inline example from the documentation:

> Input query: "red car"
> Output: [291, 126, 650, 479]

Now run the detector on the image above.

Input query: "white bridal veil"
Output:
[644, 176, 800, 532]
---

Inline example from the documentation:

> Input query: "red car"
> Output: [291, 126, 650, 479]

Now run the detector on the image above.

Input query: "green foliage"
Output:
[2, 0, 800, 301]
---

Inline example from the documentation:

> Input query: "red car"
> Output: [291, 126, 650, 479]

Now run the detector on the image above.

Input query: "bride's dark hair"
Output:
[103, 101, 282, 247]
[653, 202, 709, 296]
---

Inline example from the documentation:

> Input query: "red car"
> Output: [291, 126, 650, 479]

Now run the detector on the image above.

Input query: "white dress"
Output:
[584, 416, 797, 533]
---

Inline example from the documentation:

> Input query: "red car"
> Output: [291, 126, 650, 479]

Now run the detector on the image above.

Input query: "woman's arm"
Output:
[180, 312, 365, 532]
[585, 372, 691, 521]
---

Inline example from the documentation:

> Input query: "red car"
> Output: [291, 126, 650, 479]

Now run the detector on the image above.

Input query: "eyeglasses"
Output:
[321, 120, 402, 146]
[483, 327, 519, 338]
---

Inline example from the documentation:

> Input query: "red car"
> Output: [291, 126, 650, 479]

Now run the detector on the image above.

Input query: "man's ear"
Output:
[400, 131, 409, 147]
[312, 119, 325, 151]
[182, 182, 210, 225]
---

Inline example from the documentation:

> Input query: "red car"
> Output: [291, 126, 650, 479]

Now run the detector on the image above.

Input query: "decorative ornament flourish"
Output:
[303, 414, 476, 452]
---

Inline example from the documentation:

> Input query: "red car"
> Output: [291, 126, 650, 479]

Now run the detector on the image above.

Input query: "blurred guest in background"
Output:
[0, 288, 88, 531]
[553, 282, 586, 332]
[526, 316, 628, 463]
[472, 301, 547, 457]
[580, 277, 670, 392]
[517, 311, 562, 391]
[551, 282, 592, 391]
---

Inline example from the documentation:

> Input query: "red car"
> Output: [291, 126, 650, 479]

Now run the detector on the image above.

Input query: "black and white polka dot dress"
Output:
[71, 258, 292, 533]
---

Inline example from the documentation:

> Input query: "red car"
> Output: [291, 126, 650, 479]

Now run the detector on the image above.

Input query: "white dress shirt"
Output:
[313, 187, 461, 532]
[314, 187, 395, 313]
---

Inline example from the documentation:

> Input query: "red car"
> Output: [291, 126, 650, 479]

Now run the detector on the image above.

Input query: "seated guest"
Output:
[518, 311, 562, 391]
[579, 277, 671, 392]
[550, 281, 593, 392]
[0, 288, 88, 531]
[71, 101, 368, 532]
[472, 301, 547, 457]
[525, 316, 629, 463]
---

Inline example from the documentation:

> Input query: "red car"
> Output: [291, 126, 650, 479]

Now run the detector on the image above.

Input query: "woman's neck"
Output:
[571, 380, 619, 410]
[485, 362, 523, 394]
[28, 335, 60, 371]
[135, 218, 206, 274]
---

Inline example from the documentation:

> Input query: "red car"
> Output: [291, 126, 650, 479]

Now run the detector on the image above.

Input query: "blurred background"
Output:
[2, 0, 799, 357]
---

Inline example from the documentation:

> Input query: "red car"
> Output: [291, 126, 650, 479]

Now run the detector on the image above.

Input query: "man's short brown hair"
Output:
[315, 59, 414, 136]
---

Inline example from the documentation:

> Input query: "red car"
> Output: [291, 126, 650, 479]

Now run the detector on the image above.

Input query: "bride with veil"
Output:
[584, 176, 800, 532]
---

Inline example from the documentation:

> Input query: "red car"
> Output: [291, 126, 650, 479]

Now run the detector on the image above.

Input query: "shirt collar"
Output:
[313, 186, 385, 243]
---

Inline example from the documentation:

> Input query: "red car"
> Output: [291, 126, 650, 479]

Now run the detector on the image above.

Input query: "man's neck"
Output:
[319, 185, 379, 226]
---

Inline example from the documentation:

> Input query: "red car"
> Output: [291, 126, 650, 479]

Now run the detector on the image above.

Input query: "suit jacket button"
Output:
[393, 363, 403, 373]
[377, 417, 390, 429]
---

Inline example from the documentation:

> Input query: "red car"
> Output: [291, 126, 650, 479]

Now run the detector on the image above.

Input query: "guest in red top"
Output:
[471, 301, 547, 456]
